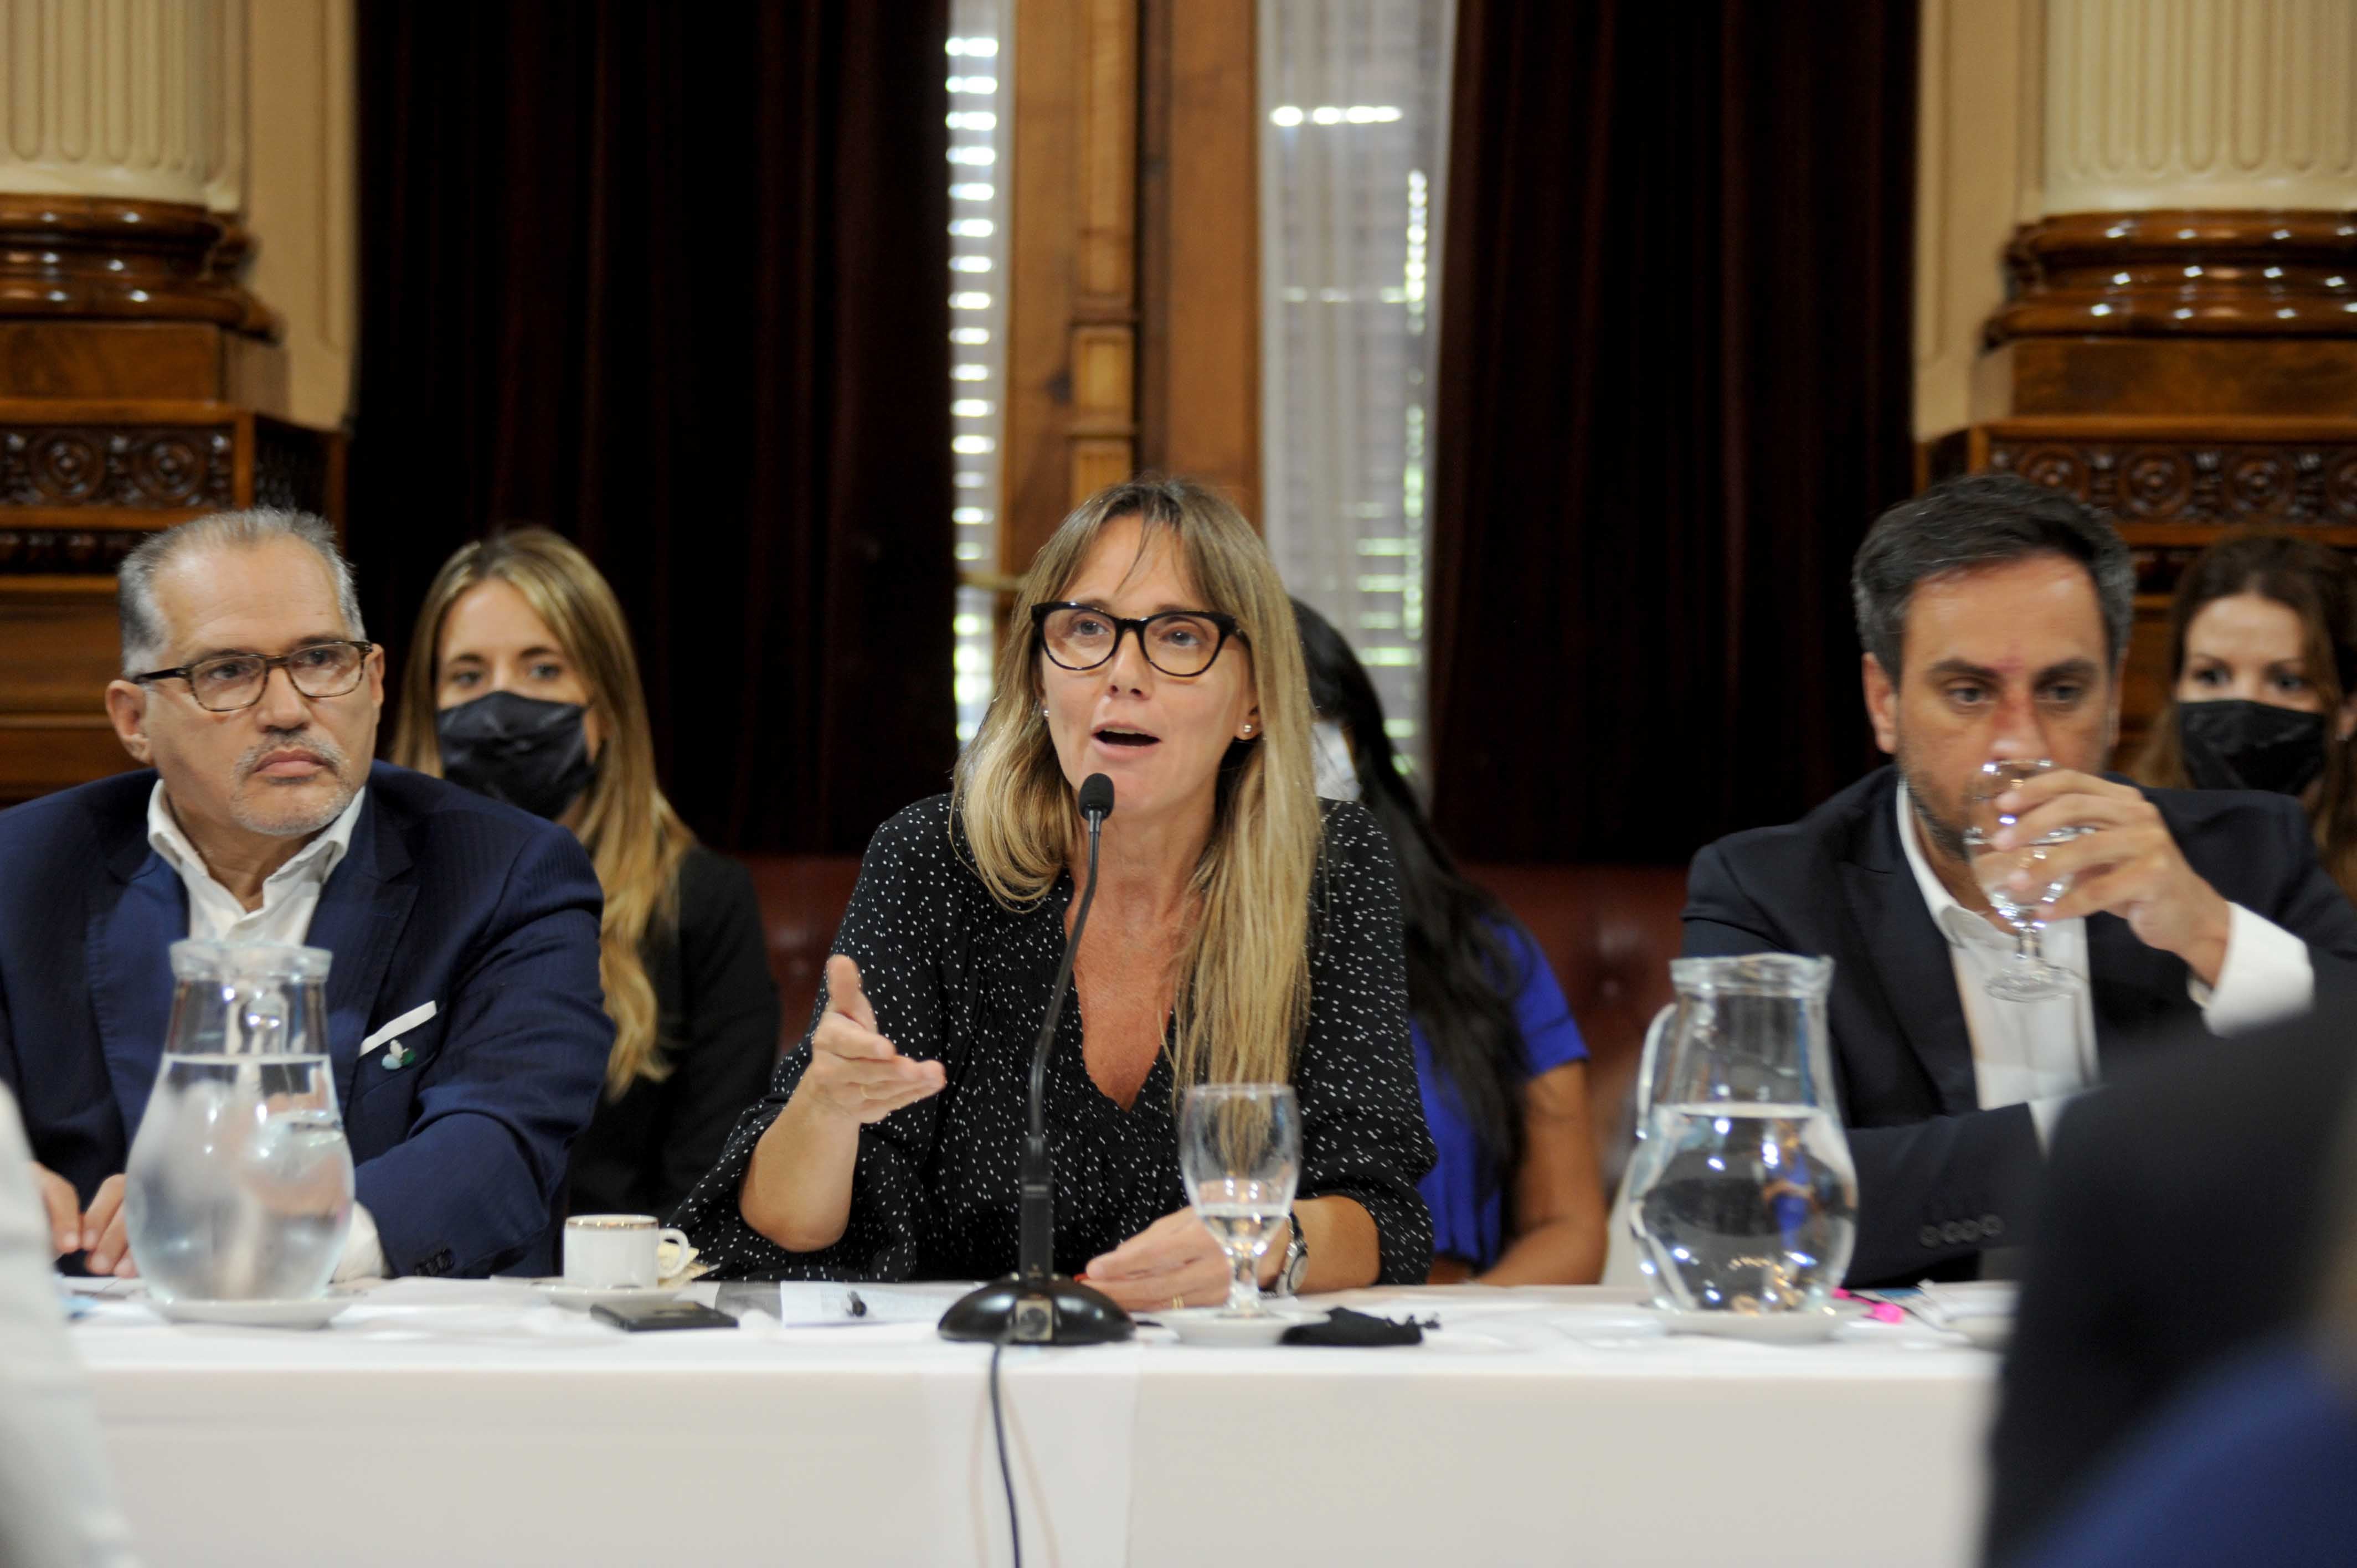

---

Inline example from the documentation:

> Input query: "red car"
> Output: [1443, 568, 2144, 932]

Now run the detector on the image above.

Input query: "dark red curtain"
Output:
[1429, 0, 1918, 863]
[351, 1, 954, 853]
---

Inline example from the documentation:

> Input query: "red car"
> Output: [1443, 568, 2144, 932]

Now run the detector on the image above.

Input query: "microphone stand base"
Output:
[938, 1275, 1135, 1345]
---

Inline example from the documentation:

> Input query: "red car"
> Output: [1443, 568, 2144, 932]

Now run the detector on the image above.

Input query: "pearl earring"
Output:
[1241, 723, 1254, 736]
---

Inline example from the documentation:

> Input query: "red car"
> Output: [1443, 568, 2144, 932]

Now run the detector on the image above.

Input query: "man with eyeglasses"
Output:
[0, 509, 611, 1282]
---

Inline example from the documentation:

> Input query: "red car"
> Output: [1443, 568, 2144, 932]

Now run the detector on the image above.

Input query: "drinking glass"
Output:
[1179, 1084, 1300, 1317]
[1962, 759, 2092, 1002]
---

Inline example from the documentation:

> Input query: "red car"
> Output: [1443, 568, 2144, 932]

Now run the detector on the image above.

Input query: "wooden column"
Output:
[1138, 0, 1259, 525]
[999, 0, 1261, 582]
[1003, 0, 1140, 575]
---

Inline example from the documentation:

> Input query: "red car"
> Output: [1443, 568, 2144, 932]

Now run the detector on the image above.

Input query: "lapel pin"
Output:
[382, 1043, 414, 1070]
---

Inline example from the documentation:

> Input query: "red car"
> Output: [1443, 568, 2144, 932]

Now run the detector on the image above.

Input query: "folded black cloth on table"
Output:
[1280, 1307, 1429, 1347]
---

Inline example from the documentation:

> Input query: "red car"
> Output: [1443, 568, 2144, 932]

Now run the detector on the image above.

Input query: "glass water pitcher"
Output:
[123, 940, 354, 1302]
[1623, 954, 1857, 1318]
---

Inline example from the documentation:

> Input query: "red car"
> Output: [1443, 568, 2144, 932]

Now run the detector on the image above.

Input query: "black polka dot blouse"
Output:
[673, 793, 1436, 1285]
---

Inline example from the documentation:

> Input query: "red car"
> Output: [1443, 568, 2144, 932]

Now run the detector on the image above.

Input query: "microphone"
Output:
[939, 773, 1134, 1345]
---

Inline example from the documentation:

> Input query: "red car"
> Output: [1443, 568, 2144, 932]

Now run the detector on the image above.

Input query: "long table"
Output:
[70, 1280, 1995, 1567]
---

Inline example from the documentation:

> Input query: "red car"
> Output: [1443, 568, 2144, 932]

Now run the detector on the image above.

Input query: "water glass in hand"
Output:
[1962, 759, 2090, 1002]
[1179, 1084, 1300, 1317]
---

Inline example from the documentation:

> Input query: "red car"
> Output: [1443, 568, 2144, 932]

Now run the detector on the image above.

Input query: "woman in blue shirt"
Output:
[1295, 602, 1608, 1283]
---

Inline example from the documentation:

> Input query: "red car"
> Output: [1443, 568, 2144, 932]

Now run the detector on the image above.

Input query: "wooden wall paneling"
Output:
[1002, 0, 1140, 580]
[0, 322, 236, 402]
[1137, 0, 1260, 524]
[0, 577, 135, 799]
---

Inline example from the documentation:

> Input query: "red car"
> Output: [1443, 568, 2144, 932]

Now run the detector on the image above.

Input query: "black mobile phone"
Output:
[591, 1298, 739, 1333]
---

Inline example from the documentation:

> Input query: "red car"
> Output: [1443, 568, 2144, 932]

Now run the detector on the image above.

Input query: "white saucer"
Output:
[524, 1279, 683, 1311]
[1157, 1307, 1323, 1346]
[1661, 1306, 1843, 1344]
[151, 1294, 355, 1330]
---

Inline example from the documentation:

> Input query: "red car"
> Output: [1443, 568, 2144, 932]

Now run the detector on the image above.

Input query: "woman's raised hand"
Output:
[797, 955, 946, 1123]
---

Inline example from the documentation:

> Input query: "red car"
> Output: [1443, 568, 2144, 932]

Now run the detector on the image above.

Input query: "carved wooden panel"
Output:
[254, 414, 342, 517]
[1980, 425, 2357, 530]
[0, 423, 236, 512]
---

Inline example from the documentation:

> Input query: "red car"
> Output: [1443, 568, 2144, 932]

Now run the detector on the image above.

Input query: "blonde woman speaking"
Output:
[675, 478, 1434, 1309]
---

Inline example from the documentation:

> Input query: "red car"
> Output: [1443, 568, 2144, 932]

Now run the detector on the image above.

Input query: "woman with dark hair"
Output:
[1294, 600, 1606, 1284]
[2131, 530, 2357, 902]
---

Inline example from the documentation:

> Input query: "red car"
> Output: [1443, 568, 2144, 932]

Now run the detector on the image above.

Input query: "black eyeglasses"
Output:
[131, 639, 375, 714]
[1031, 602, 1245, 678]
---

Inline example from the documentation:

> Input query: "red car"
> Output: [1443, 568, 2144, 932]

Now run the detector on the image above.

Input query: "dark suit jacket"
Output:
[1681, 765, 2357, 1286]
[0, 762, 612, 1278]
[1982, 1005, 2357, 1564]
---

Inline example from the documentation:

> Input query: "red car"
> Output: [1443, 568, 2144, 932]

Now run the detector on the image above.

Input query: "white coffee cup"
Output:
[563, 1214, 689, 1290]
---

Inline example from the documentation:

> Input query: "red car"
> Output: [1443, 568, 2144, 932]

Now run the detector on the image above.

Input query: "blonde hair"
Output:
[391, 529, 693, 1099]
[953, 476, 1321, 1090]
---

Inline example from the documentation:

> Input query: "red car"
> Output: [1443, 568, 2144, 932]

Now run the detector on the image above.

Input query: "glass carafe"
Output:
[1623, 955, 1857, 1319]
[123, 941, 354, 1302]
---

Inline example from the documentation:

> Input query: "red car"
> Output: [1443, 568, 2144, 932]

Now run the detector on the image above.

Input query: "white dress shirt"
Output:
[146, 784, 386, 1280]
[1895, 783, 2314, 1143]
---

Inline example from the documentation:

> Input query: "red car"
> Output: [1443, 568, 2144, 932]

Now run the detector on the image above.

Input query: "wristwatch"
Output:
[1278, 1213, 1309, 1296]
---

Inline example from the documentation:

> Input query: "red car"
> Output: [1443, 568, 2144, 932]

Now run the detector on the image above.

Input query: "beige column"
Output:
[0, 0, 353, 426]
[1918, 0, 2357, 437]
[2044, 0, 2357, 213]
[0, 0, 240, 205]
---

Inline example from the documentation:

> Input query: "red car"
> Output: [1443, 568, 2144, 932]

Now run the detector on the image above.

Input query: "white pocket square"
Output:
[360, 1002, 438, 1057]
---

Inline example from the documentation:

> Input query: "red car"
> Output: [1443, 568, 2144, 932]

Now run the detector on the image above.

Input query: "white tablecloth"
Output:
[68, 1280, 1995, 1567]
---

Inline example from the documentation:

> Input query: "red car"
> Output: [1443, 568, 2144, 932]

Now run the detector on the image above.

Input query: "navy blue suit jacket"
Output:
[1681, 765, 2357, 1287]
[0, 762, 611, 1278]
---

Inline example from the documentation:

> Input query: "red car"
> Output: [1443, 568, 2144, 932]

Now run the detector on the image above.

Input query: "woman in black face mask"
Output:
[2133, 530, 2357, 903]
[390, 529, 780, 1221]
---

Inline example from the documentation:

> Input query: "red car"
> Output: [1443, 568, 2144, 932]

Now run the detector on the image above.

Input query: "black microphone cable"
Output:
[990, 772, 1114, 1568]
[990, 1339, 1023, 1568]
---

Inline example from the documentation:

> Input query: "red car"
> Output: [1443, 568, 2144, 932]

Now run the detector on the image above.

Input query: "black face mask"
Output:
[435, 690, 599, 819]
[2177, 698, 2330, 797]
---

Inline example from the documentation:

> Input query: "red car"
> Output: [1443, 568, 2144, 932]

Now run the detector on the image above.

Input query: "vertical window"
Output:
[1259, 1, 1454, 783]
[948, 4, 1012, 744]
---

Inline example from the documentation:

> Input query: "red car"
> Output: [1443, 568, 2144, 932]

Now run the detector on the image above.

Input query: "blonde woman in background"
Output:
[673, 476, 1435, 1307]
[393, 529, 779, 1220]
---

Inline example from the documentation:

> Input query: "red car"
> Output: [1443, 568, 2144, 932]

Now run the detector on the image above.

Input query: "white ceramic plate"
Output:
[1661, 1306, 1843, 1344]
[151, 1294, 356, 1330]
[523, 1279, 683, 1311]
[1156, 1306, 1325, 1347]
